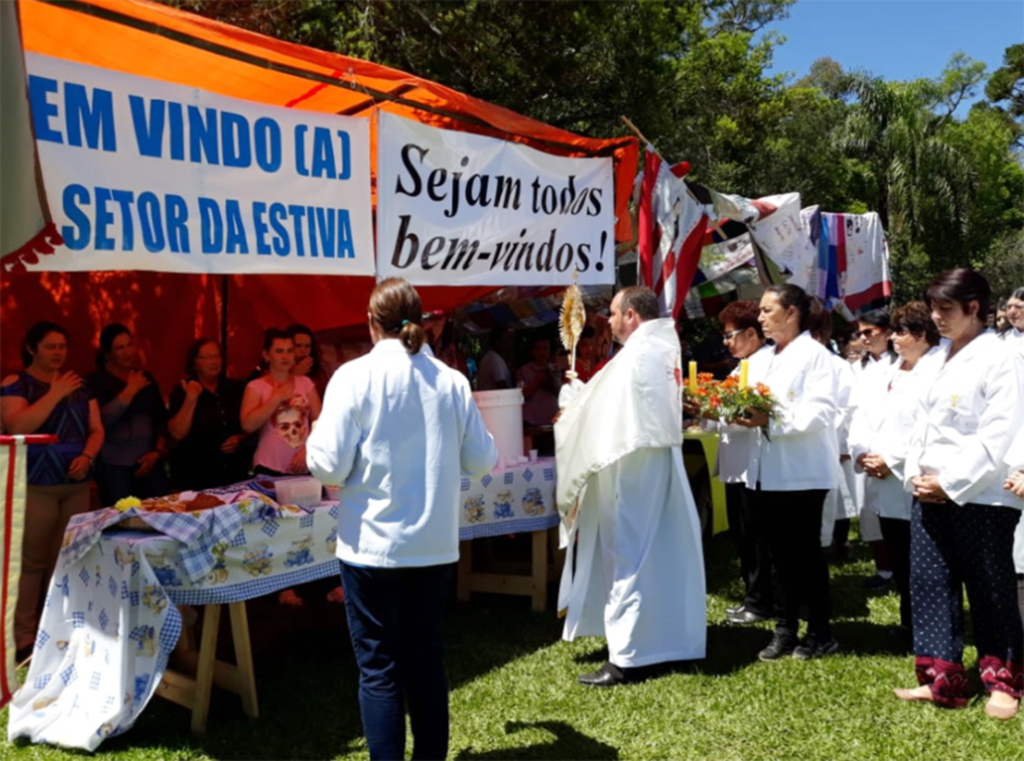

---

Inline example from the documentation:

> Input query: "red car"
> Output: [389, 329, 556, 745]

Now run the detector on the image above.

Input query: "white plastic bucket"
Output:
[472, 388, 524, 468]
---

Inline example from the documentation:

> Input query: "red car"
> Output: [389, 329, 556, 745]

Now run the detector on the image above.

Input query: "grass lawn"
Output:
[4, 534, 1023, 760]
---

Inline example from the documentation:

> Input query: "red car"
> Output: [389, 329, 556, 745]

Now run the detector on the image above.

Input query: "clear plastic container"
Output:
[274, 476, 323, 507]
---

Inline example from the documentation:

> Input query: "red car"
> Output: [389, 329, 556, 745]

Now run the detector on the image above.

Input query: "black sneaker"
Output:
[725, 604, 745, 616]
[758, 632, 798, 662]
[792, 634, 839, 660]
[862, 573, 894, 591]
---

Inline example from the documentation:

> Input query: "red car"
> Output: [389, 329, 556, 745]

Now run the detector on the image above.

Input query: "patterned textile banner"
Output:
[0, 436, 31, 710]
[637, 147, 711, 319]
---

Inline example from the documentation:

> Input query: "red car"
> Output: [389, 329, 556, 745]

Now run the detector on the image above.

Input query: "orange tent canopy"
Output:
[4, 0, 638, 390]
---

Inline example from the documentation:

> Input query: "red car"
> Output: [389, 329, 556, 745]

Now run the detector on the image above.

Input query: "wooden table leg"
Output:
[228, 601, 259, 719]
[531, 529, 547, 612]
[456, 540, 472, 602]
[190, 603, 221, 735]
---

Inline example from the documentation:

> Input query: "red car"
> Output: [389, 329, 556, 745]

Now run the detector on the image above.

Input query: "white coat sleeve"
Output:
[768, 353, 836, 439]
[458, 380, 499, 479]
[938, 356, 1023, 505]
[847, 402, 871, 467]
[306, 367, 362, 487]
[1005, 426, 1024, 474]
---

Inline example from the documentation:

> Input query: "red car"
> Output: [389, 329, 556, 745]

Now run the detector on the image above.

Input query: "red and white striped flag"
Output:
[637, 147, 710, 319]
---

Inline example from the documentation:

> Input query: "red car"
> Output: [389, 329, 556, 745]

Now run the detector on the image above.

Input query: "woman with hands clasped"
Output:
[896, 270, 1024, 719]
[848, 302, 943, 640]
[1, 322, 103, 661]
[241, 328, 321, 477]
[733, 285, 840, 662]
[167, 338, 248, 490]
[87, 324, 169, 506]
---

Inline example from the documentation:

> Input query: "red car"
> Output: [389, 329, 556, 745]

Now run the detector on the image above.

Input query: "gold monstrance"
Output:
[559, 270, 586, 381]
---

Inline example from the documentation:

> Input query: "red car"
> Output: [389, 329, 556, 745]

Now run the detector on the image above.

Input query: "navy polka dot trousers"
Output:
[910, 499, 1023, 706]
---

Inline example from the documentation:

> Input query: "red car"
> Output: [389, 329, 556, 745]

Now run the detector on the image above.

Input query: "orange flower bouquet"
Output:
[684, 373, 781, 433]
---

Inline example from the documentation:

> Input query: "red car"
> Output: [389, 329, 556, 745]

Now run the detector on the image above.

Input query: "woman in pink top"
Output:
[241, 329, 321, 477]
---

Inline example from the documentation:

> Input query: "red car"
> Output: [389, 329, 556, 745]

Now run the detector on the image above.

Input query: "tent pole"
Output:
[220, 275, 229, 370]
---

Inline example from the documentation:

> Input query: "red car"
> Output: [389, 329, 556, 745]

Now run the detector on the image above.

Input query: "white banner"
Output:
[377, 112, 615, 286]
[23, 54, 374, 275]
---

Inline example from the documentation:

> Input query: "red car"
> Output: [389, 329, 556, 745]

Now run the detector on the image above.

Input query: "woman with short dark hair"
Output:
[849, 302, 943, 640]
[713, 301, 773, 625]
[307, 278, 497, 760]
[896, 270, 1023, 718]
[240, 328, 321, 477]
[86, 323, 168, 505]
[167, 338, 248, 490]
[1, 322, 103, 660]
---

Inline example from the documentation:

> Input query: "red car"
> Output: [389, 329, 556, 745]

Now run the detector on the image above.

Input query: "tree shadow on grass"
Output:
[455, 720, 619, 760]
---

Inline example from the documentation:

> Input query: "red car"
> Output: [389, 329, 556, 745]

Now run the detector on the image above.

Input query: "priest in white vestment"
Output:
[555, 286, 706, 687]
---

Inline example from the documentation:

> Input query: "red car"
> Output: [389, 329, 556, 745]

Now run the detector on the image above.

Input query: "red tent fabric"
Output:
[2, 0, 638, 391]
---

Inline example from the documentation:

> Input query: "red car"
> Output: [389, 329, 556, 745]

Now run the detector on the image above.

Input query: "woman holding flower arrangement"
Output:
[708, 301, 775, 626]
[733, 285, 841, 661]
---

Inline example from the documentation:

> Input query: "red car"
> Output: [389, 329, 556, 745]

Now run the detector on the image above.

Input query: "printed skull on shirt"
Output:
[249, 374, 315, 473]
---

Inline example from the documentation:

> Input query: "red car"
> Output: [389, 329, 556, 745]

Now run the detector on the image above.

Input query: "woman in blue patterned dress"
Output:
[1, 322, 103, 661]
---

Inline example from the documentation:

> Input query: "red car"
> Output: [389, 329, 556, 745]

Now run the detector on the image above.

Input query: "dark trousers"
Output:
[726, 483, 774, 616]
[95, 461, 170, 507]
[748, 487, 831, 639]
[910, 500, 1022, 698]
[340, 562, 453, 761]
[879, 517, 911, 629]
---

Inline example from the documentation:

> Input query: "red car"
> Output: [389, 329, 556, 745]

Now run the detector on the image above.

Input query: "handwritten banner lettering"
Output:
[376, 112, 615, 286]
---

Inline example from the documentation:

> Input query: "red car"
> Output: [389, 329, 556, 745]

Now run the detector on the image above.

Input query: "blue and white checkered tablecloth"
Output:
[458, 457, 559, 541]
[8, 495, 340, 751]
[9, 461, 558, 751]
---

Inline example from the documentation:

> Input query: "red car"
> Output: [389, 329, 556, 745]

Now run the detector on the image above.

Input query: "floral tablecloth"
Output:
[457, 457, 558, 540]
[6, 481, 340, 751]
[7, 461, 559, 750]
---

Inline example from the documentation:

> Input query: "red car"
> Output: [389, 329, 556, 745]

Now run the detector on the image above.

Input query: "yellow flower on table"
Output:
[115, 496, 141, 512]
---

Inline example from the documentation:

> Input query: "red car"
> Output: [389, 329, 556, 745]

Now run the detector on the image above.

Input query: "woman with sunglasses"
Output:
[848, 303, 943, 642]
[896, 269, 1023, 718]
[842, 312, 898, 587]
[713, 301, 774, 625]
[1002, 287, 1024, 350]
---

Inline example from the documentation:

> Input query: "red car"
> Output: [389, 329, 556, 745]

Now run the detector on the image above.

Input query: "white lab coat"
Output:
[716, 344, 772, 484]
[1003, 430, 1024, 572]
[743, 332, 840, 492]
[307, 340, 497, 568]
[555, 319, 706, 667]
[904, 331, 1024, 508]
[848, 346, 944, 521]
[1002, 328, 1024, 355]
[822, 354, 861, 546]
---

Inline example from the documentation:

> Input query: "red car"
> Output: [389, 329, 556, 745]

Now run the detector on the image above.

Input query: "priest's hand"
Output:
[912, 474, 948, 504]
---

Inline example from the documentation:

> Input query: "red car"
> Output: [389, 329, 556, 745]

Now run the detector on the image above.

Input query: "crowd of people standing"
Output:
[2, 268, 1023, 757]
[710, 269, 1024, 721]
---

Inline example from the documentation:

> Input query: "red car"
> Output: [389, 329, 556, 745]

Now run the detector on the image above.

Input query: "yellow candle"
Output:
[739, 359, 749, 389]
[688, 361, 697, 392]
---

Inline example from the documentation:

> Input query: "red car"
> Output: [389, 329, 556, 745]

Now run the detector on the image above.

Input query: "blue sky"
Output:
[765, 0, 1023, 107]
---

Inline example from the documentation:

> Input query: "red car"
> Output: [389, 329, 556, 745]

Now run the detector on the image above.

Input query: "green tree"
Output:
[985, 43, 1024, 145]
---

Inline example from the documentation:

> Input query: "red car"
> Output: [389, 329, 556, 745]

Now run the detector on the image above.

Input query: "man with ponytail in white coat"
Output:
[555, 286, 706, 687]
